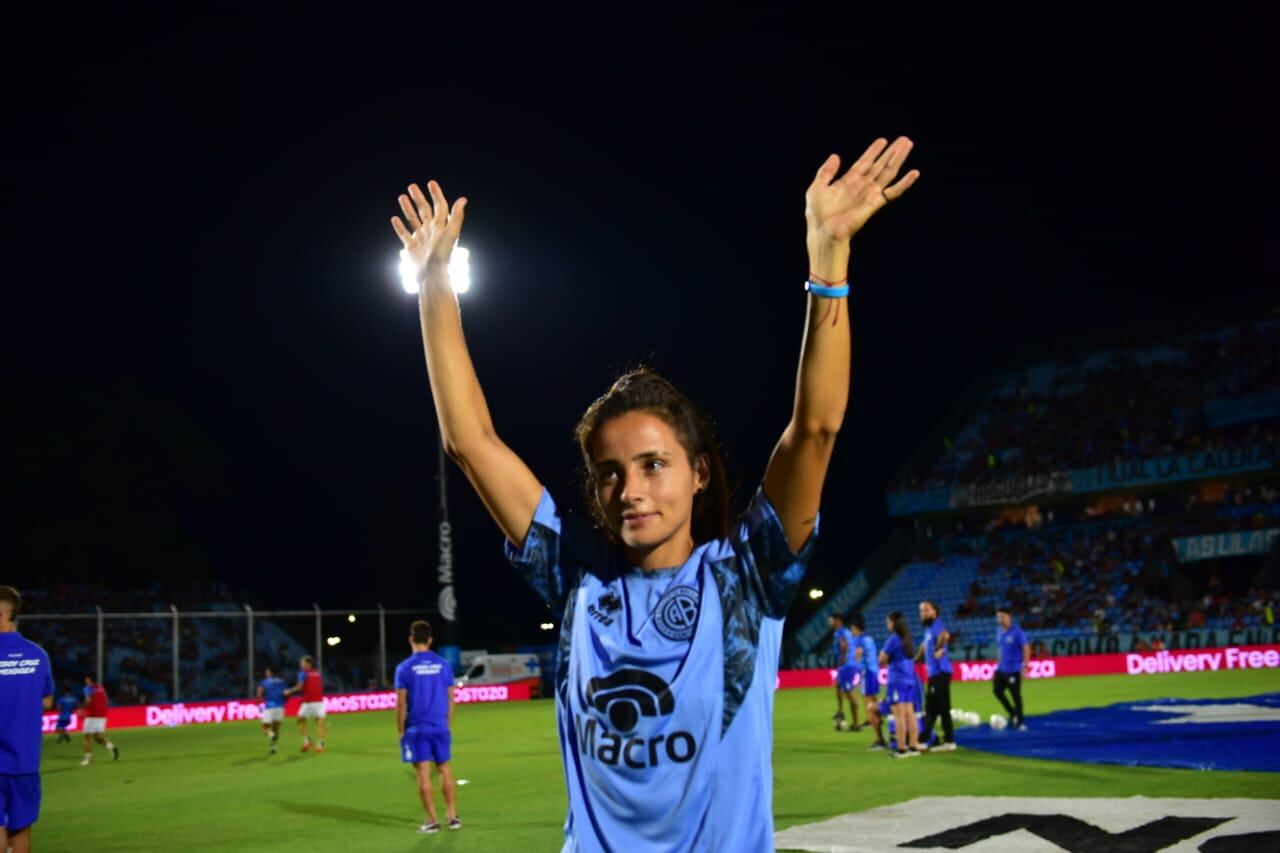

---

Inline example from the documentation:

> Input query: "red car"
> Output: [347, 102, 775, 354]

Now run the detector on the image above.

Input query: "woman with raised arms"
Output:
[390, 137, 919, 851]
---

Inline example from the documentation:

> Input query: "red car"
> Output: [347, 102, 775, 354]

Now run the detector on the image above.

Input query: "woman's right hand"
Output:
[391, 180, 467, 275]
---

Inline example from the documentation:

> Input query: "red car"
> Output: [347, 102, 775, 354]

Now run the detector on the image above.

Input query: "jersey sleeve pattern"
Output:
[505, 489, 616, 698]
[709, 488, 818, 735]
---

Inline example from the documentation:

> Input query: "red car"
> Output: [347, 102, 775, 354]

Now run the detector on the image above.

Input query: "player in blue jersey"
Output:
[828, 613, 859, 731]
[391, 137, 919, 849]
[850, 613, 888, 749]
[54, 687, 79, 743]
[994, 607, 1030, 728]
[0, 586, 55, 853]
[916, 600, 955, 751]
[257, 666, 287, 753]
[880, 611, 922, 757]
[395, 620, 460, 834]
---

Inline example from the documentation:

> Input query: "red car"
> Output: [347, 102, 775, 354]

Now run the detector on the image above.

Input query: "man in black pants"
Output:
[993, 607, 1030, 729]
[917, 600, 955, 751]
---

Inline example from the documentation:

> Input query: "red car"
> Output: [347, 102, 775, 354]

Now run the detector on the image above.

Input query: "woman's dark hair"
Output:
[574, 368, 730, 544]
[888, 610, 915, 657]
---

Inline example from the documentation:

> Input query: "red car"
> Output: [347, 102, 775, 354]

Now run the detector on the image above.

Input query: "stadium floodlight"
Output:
[808, 588, 824, 600]
[540, 622, 555, 631]
[347, 614, 356, 623]
[326, 636, 342, 647]
[399, 246, 471, 295]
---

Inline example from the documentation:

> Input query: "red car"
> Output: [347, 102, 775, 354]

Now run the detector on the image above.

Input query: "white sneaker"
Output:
[418, 821, 440, 834]
[931, 742, 957, 752]
[80, 757, 91, 766]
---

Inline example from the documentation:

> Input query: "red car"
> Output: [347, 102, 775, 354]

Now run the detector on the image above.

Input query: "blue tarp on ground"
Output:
[956, 693, 1280, 772]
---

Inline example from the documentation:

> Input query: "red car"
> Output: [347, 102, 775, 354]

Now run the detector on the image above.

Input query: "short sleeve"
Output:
[393, 664, 407, 691]
[504, 489, 601, 612]
[42, 650, 54, 698]
[731, 488, 819, 619]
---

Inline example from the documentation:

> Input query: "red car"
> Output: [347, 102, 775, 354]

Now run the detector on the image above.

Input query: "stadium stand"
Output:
[20, 582, 309, 702]
[794, 318, 1279, 664]
[892, 319, 1278, 494]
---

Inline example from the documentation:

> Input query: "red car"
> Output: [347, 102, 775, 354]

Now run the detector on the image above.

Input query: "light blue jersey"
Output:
[505, 487, 816, 852]
[855, 634, 877, 675]
[259, 677, 286, 709]
[831, 627, 854, 668]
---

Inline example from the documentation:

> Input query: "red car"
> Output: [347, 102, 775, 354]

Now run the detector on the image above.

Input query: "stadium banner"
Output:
[1204, 389, 1280, 428]
[776, 643, 1280, 691]
[886, 487, 951, 516]
[949, 471, 1074, 509]
[41, 684, 532, 734]
[955, 623, 1280, 660]
[887, 441, 1277, 516]
[1070, 443, 1276, 493]
[1172, 527, 1279, 562]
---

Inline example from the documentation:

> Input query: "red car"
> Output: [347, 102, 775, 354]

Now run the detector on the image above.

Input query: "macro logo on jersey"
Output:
[577, 669, 696, 768]
[653, 584, 699, 641]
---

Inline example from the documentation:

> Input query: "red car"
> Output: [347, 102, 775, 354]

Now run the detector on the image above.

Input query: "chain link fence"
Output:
[21, 605, 435, 703]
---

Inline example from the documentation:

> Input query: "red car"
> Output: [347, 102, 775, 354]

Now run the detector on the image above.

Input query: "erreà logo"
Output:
[577, 669, 696, 769]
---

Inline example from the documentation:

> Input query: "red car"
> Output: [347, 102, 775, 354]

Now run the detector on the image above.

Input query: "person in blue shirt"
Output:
[395, 620, 459, 835]
[850, 613, 888, 750]
[390, 137, 920, 849]
[828, 612, 860, 731]
[916, 600, 955, 751]
[994, 607, 1031, 728]
[879, 611, 922, 758]
[256, 666, 288, 754]
[0, 585, 55, 853]
[54, 688, 79, 743]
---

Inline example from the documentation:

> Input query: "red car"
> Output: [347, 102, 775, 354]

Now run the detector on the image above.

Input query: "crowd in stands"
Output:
[894, 320, 1279, 493]
[19, 582, 304, 703]
[938, 486, 1279, 639]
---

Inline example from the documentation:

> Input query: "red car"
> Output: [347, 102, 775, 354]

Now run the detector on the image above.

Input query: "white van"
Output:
[455, 654, 542, 697]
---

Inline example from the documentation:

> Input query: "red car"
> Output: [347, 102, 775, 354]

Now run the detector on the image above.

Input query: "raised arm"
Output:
[391, 181, 543, 546]
[762, 138, 919, 551]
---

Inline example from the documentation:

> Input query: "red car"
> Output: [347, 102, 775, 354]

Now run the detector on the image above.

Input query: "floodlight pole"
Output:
[245, 604, 255, 697]
[437, 432, 458, 648]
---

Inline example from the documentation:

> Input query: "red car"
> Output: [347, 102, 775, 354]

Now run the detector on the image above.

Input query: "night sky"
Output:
[6, 9, 1275, 647]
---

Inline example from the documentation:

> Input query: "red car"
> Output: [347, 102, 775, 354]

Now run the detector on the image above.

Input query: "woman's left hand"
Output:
[806, 137, 920, 245]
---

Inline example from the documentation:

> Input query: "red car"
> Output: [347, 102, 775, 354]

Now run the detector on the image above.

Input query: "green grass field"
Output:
[36, 671, 1280, 851]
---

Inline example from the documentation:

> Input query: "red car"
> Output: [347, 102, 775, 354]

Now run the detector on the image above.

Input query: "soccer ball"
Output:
[836, 719, 850, 732]
[965, 711, 981, 726]
[989, 714, 1008, 730]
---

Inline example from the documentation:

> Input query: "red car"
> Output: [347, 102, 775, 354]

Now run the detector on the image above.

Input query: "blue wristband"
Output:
[805, 280, 850, 298]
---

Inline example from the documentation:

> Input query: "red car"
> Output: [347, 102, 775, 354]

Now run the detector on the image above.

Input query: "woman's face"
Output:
[591, 410, 708, 568]
[886, 616, 894, 633]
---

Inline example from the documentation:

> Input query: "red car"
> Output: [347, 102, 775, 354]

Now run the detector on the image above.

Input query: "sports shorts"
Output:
[0, 773, 41, 833]
[401, 729, 451, 764]
[297, 701, 326, 720]
[859, 669, 880, 697]
[886, 680, 920, 707]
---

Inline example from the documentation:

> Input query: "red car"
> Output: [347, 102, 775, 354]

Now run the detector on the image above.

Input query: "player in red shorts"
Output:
[283, 656, 327, 752]
[78, 676, 118, 766]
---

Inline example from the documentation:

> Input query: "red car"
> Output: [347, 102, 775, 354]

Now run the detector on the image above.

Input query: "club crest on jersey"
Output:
[653, 584, 700, 641]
